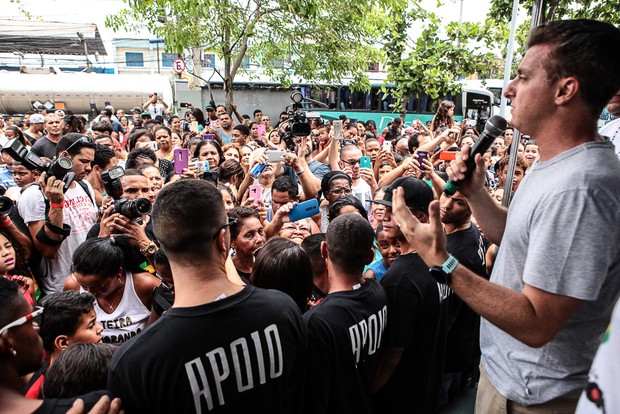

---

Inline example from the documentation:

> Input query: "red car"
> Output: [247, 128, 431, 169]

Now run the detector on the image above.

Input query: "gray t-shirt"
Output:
[481, 140, 620, 405]
[30, 136, 57, 159]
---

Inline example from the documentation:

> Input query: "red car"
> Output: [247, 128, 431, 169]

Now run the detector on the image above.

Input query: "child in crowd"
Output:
[24, 290, 103, 399]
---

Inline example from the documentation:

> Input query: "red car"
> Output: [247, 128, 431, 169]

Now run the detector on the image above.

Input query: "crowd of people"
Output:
[0, 18, 619, 414]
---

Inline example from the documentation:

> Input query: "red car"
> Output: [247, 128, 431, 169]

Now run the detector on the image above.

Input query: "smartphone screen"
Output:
[382, 141, 392, 153]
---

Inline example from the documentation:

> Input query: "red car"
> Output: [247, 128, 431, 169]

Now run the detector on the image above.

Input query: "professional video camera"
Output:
[279, 90, 312, 152]
[100, 165, 152, 223]
[3, 138, 75, 192]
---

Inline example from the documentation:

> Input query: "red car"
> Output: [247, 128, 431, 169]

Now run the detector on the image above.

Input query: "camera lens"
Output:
[115, 198, 152, 219]
[0, 196, 12, 215]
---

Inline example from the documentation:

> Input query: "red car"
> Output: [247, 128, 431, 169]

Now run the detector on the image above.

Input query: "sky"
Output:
[4, 0, 527, 38]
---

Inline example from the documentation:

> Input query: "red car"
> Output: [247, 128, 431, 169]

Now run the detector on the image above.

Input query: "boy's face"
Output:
[67, 308, 103, 346]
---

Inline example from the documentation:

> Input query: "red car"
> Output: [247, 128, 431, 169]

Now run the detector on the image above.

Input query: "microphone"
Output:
[443, 115, 507, 196]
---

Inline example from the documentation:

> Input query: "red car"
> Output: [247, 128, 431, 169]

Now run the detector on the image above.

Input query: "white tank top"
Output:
[83, 271, 150, 345]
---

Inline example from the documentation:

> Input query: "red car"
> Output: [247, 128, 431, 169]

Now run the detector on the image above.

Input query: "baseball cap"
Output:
[140, 112, 152, 118]
[30, 114, 45, 124]
[205, 104, 215, 111]
[371, 176, 433, 212]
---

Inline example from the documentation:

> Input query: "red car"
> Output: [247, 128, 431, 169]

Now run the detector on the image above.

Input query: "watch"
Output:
[140, 240, 158, 258]
[429, 255, 459, 284]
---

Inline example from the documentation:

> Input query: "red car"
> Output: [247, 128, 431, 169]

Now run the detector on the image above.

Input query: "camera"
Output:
[3, 138, 75, 192]
[0, 196, 13, 215]
[112, 198, 152, 222]
[279, 91, 312, 152]
[101, 166, 125, 200]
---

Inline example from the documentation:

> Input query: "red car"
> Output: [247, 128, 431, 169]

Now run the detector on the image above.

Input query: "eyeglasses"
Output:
[65, 136, 91, 153]
[213, 217, 238, 239]
[341, 159, 361, 166]
[330, 187, 352, 196]
[0, 306, 44, 335]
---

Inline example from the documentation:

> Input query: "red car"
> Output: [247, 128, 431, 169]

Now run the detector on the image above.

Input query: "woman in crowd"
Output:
[63, 238, 160, 345]
[318, 171, 353, 232]
[154, 126, 174, 161]
[328, 194, 368, 223]
[4, 126, 30, 148]
[0, 229, 35, 305]
[217, 159, 244, 200]
[170, 131, 183, 149]
[250, 237, 313, 313]
[278, 219, 313, 245]
[221, 143, 242, 163]
[193, 139, 224, 171]
[431, 100, 456, 134]
[137, 164, 163, 202]
[217, 184, 236, 212]
[125, 128, 154, 153]
[189, 108, 207, 131]
[227, 206, 266, 283]
[239, 145, 252, 173]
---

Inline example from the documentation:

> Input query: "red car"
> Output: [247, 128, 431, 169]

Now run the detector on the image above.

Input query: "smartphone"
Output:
[416, 150, 429, 166]
[466, 119, 477, 127]
[288, 198, 320, 222]
[440, 150, 457, 161]
[183, 121, 190, 132]
[202, 134, 215, 141]
[360, 156, 371, 169]
[190, 121, 199, 133]
[249, 184, 263, 203]
[250, 163, 267, 179]
[266, 150, 286, 163]
[257, 124, 266, 137]
[382, 140, 392, 153]
[137, 141, 158, 151]
[173, 148, 189, 174]
[194, 160, 210, 173]
[333, 120, 344, 140]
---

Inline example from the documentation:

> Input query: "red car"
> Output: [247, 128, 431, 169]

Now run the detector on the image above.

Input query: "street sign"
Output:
[173, 58, 186, 74]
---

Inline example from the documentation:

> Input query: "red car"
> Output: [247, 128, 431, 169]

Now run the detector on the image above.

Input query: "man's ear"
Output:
[59, 150, 70, 158]
[364, 247, 375, 266]
[0, 331, 16, 357]
[320, 241, 329, 260]
[54, 335, 69, 352]
[555, 77, 579, 106]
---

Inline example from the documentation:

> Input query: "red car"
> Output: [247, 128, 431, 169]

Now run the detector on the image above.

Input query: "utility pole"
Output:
[149, 39, 164, 74]
[77, 32, 92, 73]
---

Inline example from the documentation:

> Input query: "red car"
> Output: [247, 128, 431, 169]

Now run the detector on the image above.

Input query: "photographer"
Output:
[88, 169, 157, 274]
[17, 134, 98, 295]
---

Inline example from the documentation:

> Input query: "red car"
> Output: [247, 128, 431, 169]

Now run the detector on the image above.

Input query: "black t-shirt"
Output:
[300, 280, 388, 414]
[33, 390, 111, 414]
[444, 223, 487, 373]
[107, 285, 305, 414]
[373, 253, 453, 414]
[86, 218, 157, 274]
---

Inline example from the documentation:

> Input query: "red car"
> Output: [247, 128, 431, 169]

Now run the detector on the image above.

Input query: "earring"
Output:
[11, 349, 17, 356]
[231, 245, 237, 255]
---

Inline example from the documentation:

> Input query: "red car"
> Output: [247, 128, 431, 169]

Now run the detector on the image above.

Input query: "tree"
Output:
[106, 0, 401, 109]
[382, 3, 500, 115]
[489, 0, 620, 25]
